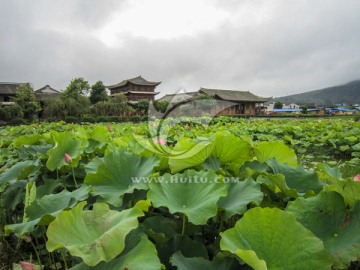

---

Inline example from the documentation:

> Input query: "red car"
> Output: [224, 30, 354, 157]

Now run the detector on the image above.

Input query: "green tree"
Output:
[43, 98, 65, 119]
[90, 81, 108, 104]
[274, 101, 283, 109]
[64, 96, 90, 117]
[62, 78, 90, 100]
[154, 100, 170, 113]
[60, 78, 90, 117]
[300, 104, 308, 114]
[91, 94, 129, 116]
[14, 84, 40, 120]
[135, 99, 150, 115]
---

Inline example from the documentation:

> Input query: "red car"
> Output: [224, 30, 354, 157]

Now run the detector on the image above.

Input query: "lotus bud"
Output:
[64, 153, 72, 164]
[354, 174, 360, 182]
[155, 138, 166, 145]
[19, 261, 35, 270]
[107, 124, 112, 132]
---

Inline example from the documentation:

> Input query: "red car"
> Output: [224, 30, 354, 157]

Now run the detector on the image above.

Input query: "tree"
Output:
[60, 78, 90, 117]
[91, 93, 129, 116]
[64, 96, 90, 117]
[62, 78, 90, 100]
[134, 99, 150, 115]
[154, 100, 170, 113]
[274, 101, 283, 109]
[300, 104, 308, 114]
[14, 84, 40, 120]
[90, 81, 108, 104]
[43, 98, 65, 119]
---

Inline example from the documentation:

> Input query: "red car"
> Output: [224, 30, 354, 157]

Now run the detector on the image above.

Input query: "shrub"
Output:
[9, 117, 27, 125]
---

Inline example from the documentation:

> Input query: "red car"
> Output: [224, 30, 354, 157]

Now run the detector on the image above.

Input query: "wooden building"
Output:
[0, 82, 22, 105]
[197, 88, 270, 115]
[35, 85, 60, 100]
[107, 76, 160, 104]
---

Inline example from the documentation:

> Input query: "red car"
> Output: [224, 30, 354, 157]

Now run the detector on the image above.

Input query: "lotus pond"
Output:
[0, 117, 360, 269]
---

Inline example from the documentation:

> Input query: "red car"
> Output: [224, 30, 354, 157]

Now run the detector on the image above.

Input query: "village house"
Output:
[159, 88, 270, 115]
[196, 88, 270, 115]
[0, 82, 23, 105]
[34, 85, 60, 100]
[107, 76, 160, 104]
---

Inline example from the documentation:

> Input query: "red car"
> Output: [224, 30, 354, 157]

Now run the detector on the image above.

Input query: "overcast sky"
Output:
[1, 0, 359, 98]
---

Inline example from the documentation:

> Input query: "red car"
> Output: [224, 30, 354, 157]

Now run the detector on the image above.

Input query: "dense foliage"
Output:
[0, 118, 360, 269]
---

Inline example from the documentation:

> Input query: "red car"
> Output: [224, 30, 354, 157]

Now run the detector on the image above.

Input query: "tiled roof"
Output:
[0, 82, 23, 95]
[158, 92, 197, 103]
[107, 76, 161, 89]
[35, 85, 60, 94]
[199, 88, 271, 102]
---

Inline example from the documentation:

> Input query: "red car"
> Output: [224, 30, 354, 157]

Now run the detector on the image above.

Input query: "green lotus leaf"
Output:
[46, 200, 150, 266]
[318, 163, 360, 207]
[13, 134, 42, 148]
[267, 159, 323, 194]
[157, 235, 209, 270]
[0, 180, 26, 211]
[69, 234, 161, 270]
[257, 174, 299, 198]
[142, 216, 178, 244]
[84, 126, 111, 153]
[0, 160, 40, 186]
[220, 207, 332, 270]
[202, 156, 221, 172]
[148, 170, 227, 225]
[254, 141, 297, 166]
[168, 137, 214, 173]
[46, 132, 85, 171]
[211, 132, 253, 165]
[352, 142, 360, 151]
[5, 185, 90, 236]
[170, 251, 241, 270]
[218, 177, 263, 219]
[84, 148, 159, 207]
[286, 191, 360, 268]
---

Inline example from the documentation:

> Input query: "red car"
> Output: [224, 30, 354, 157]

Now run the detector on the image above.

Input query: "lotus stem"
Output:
[30, 239, 42, 270]
[61, 249, 69, 270]
[71, 166, 78, 188]
[182, 214, 186, 235]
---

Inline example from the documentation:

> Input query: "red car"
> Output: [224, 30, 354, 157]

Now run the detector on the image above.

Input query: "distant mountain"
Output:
[276, 80, 360, 105]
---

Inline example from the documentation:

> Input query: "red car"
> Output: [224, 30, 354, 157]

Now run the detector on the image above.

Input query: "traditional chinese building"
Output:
[0, 82, 23, 105]
[197, 88, 270, 115]
[107, 76, 160, 104]
[35, 85, 60, 100]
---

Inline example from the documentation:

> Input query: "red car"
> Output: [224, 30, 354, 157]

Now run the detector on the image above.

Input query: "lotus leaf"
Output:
[286, 191, 360, 268]
[218, 177, 263, 219]
[69, 234, 161, 270]
[170, 251, 241, 270]
[255, 141, 297, 166]
[211, 132, 253, 165]
[220, 207, 332, 270]
[46, 200, 150, 266]
[168, 137, 214, 173]
[148, 170, 227, 224]
[84, 148, 159, 206]
[46, 132, 85, 171]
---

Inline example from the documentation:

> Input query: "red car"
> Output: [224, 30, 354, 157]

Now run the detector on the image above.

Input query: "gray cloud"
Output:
[0, 0, 359, 98]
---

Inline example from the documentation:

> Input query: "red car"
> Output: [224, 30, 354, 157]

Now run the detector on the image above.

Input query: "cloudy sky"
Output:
[1, 0, 359, 97]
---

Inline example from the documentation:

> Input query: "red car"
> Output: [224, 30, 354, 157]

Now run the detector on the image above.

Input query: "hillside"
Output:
[276, 80, 360, 105]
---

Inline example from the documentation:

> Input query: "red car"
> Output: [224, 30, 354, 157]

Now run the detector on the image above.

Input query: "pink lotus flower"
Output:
[19, 261, 35, 270]
[155, 138, 166, 145]
[107, 124, 112, 132]
[354, 174, 360, 182]
[64, 153, 72, 164]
